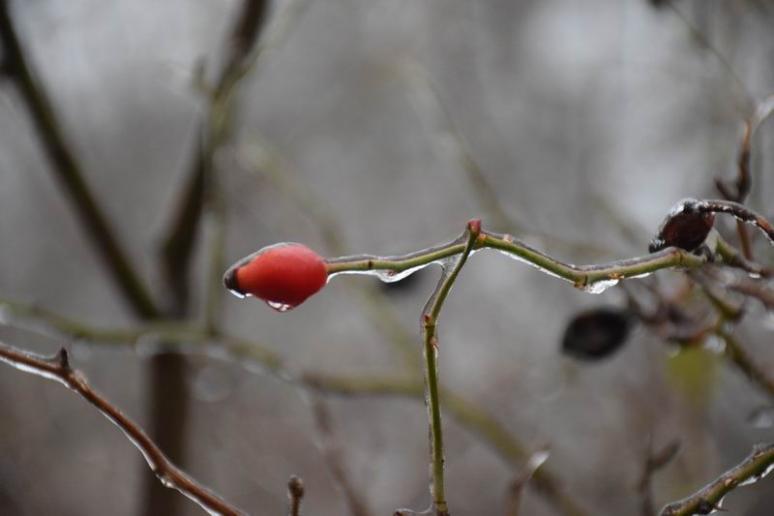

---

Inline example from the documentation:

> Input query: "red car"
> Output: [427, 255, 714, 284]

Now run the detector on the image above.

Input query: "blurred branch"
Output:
[400, 61, 608, 258]
[160, 0, 269, 314]
[504, 447, 550, 516]
[310, 398, 373, 516]
[0, 0, 159, 319]
[660, 1, 754, 113]
[659, 443, 774, 516]
[637, 439, 681, 516]
[287, 476, 305, 516]
[1, 297, 589, 516]
[715, 94, 774, 260]
[0, 340, 244, 516]
[718, 328, 774, 398]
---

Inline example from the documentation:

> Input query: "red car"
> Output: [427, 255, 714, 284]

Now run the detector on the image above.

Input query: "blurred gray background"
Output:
[1, 0, 774, 514]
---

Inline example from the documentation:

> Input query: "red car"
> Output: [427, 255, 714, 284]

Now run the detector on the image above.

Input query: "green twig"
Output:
[326, 230, 709, 290]
[419, 220, 480, 516]
[660, 444, 774, 516]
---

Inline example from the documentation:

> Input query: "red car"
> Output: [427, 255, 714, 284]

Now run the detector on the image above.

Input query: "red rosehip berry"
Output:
[224, 243, 328, 311]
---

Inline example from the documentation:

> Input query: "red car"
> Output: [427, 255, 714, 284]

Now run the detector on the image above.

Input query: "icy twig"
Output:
[0, 340, 244, 516]
[659, 443, 774, 516]
[416, 220, 480, 516]
[326, 228, 709, 292]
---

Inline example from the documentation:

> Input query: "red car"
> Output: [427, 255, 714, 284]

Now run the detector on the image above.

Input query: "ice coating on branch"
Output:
[492, 248, 563, 280]
[581, 279, 619, 294]
[738, 461, 774, 486]
[326, 260, 442, 284]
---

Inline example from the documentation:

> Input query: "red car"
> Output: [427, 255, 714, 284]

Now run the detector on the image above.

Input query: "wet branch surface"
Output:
[0, 341, 244, 516]
[659, 444, 774, 516]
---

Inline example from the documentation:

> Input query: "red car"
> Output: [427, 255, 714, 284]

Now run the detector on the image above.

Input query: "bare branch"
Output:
[0, 1, 159, 318]
[311, 398, 373, 516]
[505, 447, 550, 516]
[0, 298, 590, 516]
[160, 0, 269, 314]
[287, 476, 304, 516]
[638, 439, 681, 516]
[0, 340, 244, 516]
[660, 444, 774, 516]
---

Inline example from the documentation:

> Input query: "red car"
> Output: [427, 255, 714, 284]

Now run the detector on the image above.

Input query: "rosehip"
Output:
[649, 199, 715, 253]
[223, 243, 328, 311]
[561, 307, 634, 361]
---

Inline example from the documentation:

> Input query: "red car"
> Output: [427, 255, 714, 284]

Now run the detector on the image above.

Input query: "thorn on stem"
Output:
[56, 347, 70, 370]
[287, 475, 304, 516]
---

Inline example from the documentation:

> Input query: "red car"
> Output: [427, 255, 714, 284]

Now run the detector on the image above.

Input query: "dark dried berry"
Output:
[649, 200, 715, 252]
[561, 308, 633, 361]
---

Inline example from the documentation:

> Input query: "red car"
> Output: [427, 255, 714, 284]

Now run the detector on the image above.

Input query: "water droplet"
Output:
[703, 335, 726, 354]
[267, 300, 292, 312]
[580, 279, 619, 294]
[191, 365, 234, 403]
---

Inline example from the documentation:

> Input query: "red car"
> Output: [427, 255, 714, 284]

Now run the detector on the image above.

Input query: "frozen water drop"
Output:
[581, 279, 619, 294]
[703, 335, 726, 354]
[191, 365, 233, 403]
[267, 300, 293, 312]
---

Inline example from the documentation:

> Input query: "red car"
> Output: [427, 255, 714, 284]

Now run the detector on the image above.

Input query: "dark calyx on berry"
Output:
[648, 199, 715, 253]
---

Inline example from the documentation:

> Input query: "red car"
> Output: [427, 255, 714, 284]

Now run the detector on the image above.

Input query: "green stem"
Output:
[326, 230, 708, 291]
[660, 444, 774, 516]
[420, 221, 480, 515]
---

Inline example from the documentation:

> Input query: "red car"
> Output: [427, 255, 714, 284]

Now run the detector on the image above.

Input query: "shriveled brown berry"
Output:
[561, 307, 634, 361]
[649, 199, 715, 253]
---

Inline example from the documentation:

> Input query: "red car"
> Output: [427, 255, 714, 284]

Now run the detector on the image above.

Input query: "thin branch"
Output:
[287, 476, 304, 516]
[718, 328, 774, 398]
[504, 447, 550, 516]
[715, 94, 774, 260]
[659, 443, 774, 516]
[310, 398, 373, 516]
[400, 61, 607, 257]
[0, 341, 244, 516]
[0, 298, 590, 516]
[160, 0, 269, 314]
[418, 220, 480, 516]
[662, 1, 754, 113]
[638, 439, 681, 516]
[0, 1, 159, 319]
[326, 229, 709, 292]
